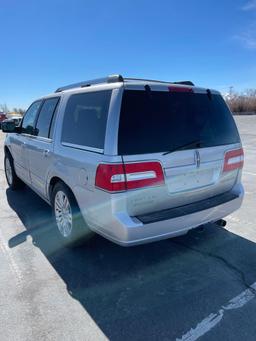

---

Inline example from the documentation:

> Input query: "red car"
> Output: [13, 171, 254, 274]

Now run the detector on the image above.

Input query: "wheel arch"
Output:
[4, 145, 12, 158]
[48, 176, 77, 205]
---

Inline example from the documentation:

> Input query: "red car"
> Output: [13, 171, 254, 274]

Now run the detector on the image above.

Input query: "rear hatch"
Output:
[118, 86, 242, 216]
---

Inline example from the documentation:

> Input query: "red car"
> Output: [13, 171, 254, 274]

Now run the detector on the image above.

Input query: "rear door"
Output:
[118, 87, 242, 216]
[26, 97, 60, 196]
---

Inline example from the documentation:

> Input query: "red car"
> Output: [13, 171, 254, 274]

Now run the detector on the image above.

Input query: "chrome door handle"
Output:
[43, 149, 50, 157]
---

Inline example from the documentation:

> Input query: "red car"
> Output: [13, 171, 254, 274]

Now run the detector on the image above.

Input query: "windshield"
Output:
[118, 90, 240, 155]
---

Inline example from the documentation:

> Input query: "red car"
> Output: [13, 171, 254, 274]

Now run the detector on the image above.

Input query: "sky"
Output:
[1, 0, 256, 109]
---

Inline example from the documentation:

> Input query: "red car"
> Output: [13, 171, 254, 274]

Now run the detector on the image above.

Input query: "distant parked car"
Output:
[2, 74, 244, 247]
[0, 112, 7, 129]
[2, 116, 22, 128]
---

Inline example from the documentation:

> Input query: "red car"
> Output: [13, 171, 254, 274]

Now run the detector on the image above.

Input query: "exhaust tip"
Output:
[216, 219, 227, 227]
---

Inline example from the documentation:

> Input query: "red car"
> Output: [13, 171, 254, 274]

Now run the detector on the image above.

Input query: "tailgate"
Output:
[117, 87, 242, 216]
[122, 145, 240, 216]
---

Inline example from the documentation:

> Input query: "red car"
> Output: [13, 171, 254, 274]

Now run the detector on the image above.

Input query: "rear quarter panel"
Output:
[47, 86, 124, 226]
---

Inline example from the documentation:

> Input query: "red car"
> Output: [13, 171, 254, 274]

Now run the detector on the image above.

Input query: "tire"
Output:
[4, 152, 24, 190]
[51, 181, 94, 247]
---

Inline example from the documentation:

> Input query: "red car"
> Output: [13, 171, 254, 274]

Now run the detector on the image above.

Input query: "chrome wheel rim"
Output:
[5, 158, 13, 185]
[54, 191, 72, 238]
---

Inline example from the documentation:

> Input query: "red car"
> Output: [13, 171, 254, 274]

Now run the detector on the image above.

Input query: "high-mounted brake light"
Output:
[95, 161, 164, 192]
[223, 148, 244, 172]
[168, 86, 193, 93]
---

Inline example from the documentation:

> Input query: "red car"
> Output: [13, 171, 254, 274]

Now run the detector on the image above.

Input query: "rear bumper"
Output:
[86, 183, 244, 246]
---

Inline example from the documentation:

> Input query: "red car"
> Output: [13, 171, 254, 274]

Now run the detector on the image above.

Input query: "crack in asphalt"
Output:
[172, 239, 256, 296]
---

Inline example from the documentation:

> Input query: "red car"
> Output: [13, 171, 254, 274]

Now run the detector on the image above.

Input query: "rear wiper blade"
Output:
[163, 140, 202, 155]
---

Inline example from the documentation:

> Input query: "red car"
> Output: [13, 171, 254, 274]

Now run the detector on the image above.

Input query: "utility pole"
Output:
[229, 86, 234, 97]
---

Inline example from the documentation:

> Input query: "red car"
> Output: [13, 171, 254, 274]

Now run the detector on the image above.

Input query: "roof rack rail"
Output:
[55, 74, 195, 92]
[55, 74, 124, 92]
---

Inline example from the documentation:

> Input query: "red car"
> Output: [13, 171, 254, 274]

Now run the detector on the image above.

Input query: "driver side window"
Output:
[21, 101, 42, 135]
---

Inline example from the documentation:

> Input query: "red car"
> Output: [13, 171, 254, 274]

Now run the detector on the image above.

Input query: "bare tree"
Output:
[225, 88, 256, 113]
[0, 103, 9, 113]
[12, 108, 25, 116]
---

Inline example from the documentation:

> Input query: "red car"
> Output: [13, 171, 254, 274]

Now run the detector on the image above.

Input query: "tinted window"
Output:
[21, 101, 42, 135]
[118, 90, 240, 155]
[49, 106, 58, 139]
[35, 98, 59, 138]
[62, 90, 112, 149]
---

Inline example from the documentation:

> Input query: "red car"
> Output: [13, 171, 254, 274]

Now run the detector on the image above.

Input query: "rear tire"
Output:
[4, 153, 24, 190]
[51, 182, 94, 247]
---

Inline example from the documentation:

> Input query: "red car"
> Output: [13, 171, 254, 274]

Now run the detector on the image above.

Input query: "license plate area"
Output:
[166, 165, 221, 194]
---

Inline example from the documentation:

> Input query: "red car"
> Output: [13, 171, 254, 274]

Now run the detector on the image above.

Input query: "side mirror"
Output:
[1, 120, 19, 133]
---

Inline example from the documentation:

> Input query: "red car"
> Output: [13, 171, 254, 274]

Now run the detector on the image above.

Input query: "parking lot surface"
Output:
[0, 116, 256, 341]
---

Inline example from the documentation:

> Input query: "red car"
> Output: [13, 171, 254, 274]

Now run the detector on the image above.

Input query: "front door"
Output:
[11, 100, 42, 184]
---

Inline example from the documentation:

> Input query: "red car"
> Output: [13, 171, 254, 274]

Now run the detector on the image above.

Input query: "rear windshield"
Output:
[118, 90, 240, 155]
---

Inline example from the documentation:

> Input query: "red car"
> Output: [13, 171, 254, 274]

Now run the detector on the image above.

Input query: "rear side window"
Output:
[61, 90, 112, 150]
[35, 97, 59, 138]
[21, 101, 42, 135]
[118, 90, 240, 155]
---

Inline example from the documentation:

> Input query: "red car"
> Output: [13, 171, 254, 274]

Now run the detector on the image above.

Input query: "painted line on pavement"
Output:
[177, 282, 256, 341]
[0, 228, 23, 288]
[244, 171, 256, 176]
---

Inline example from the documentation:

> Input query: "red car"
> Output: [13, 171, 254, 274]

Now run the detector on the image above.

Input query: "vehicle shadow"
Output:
[6, 186, 256, 340]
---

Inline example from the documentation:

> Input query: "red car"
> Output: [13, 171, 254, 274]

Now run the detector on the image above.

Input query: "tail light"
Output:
[223, 148, 244, 172]
[95, 161, 164, 192]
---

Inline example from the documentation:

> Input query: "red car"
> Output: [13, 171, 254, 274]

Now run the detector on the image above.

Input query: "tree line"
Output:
[0, 103, 25, 116]
[2, 89, 256, 116]
[225, 89, 256, 113]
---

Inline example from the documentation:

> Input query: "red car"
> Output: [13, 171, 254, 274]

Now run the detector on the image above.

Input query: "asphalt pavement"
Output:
[0, 116, 256, 341]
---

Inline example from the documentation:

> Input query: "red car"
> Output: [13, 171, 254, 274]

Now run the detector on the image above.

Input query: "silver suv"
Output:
[3, 75, 244, 246]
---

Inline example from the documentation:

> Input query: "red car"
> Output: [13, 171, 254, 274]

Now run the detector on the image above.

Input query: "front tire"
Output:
[4, 153, 24, 190]
[52, 182, 93, 246]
